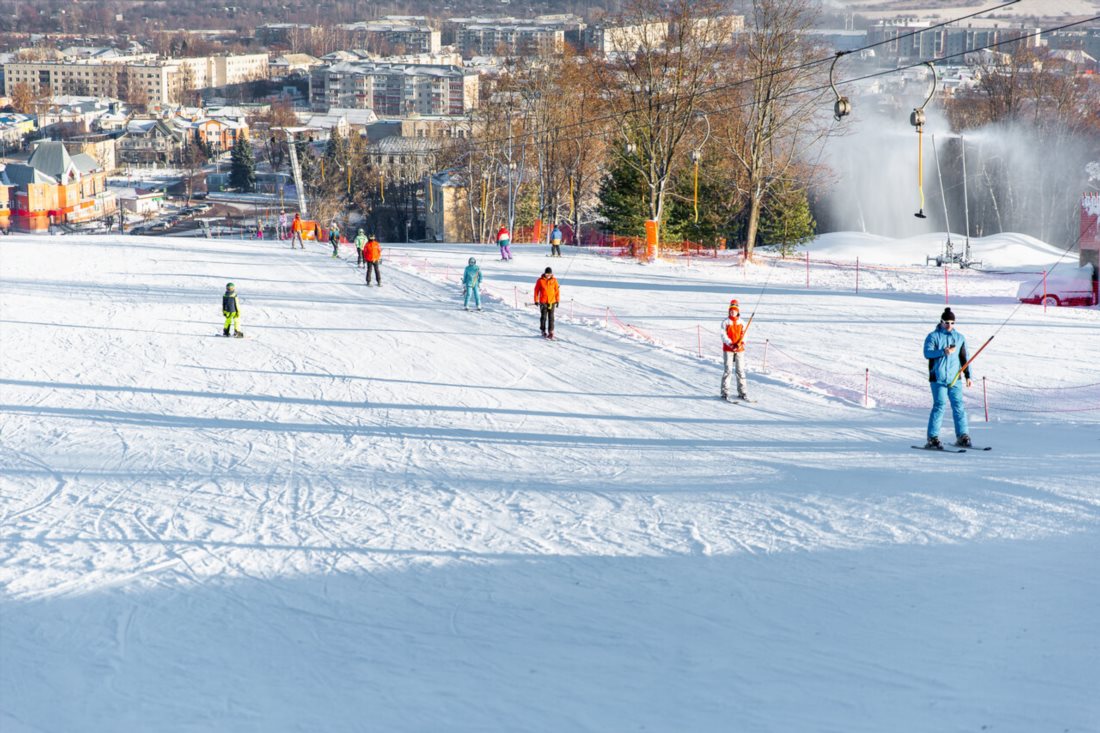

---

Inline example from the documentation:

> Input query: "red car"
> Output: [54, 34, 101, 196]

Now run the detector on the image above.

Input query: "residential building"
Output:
[3, 52, 269, 109]
[194, 117, 248, 153]
[270, 53, 323, 78]
[584, 22, 669, 55]
[312, 62, 478, 117]
[367, 115, 474, 141]
[867, 21, 1041, 61]
[117, 119, 187, 168]
[256, 23, 317, 48]
[304, 108, 378, 138]
[0, 113, 36, 153]
[4, 140, 117, 232]
[340, 17, 441, 55]
[457, 22, 565, 57]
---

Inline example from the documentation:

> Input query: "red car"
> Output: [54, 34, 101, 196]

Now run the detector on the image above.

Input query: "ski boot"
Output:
[223, 328, 231, 337]
[955, 434, 972, 448]
[925, 436, 943, 450]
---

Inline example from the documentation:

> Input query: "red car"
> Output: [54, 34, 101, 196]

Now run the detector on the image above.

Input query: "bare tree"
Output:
[721, 0, 830, 258]
[594, 0, 730, 257]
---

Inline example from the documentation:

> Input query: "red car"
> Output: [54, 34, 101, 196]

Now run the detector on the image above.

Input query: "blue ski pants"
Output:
[464, 284, 481, 309]
[927, 382, 968, 439]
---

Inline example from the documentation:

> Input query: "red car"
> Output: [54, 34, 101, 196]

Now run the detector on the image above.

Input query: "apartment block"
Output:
[867, 21, 1041, 60]
[3, 53, 270, 108]
[340, 17, 441, 55]
[312, 62, 478, 117]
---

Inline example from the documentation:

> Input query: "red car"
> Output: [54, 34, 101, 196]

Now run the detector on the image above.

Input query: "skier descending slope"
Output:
[221, 282, 244, 337]
[497, 225, 513, 261]
[720, 299, 750, 402]
[463, 257, 482, 311]
[534, 267, 560, 339]
[364, 235, 382, 287]
[354, 229, 367, 268]
[923, 307, 972, 449]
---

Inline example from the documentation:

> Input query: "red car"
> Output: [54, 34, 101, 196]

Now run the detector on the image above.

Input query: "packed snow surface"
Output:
[2, 231, 1098, 732]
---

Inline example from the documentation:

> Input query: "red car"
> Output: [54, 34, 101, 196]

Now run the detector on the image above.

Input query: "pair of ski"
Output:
[911, 444, 992, 453]
[721, 396, 755, 405]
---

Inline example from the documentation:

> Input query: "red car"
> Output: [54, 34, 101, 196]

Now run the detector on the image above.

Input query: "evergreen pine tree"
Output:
[229, 133, 256, 192]
[664, 155, 725, 247]
[758, 184, 816, 256]
[596, 149, 650, 239]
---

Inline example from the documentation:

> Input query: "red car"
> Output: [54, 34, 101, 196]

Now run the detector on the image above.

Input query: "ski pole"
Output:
[948, 335, 993, 388]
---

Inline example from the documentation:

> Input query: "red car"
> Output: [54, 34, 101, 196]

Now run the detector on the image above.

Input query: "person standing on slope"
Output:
[290, 212, 304, 249]
[364, 234, 382, 286]
[222, 282, 243, 337]
[463, 257, 482, 311]
[278, 210, 288, 240]
[534, 267, 560, 338]
[550, 224, 563, 257]
[721, 299, 750, 401]
[354, 228, 368, 268]
[497, 225, 513, 261]
[923, 307, 972, 448]
[329, 220, 341, 258]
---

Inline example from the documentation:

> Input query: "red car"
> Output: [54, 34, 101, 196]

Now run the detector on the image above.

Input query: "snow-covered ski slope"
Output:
[2, 233, 1098, 733]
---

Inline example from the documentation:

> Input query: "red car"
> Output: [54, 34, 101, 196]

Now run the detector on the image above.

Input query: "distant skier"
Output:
[278, 210, 288, 239]
[550, 224, 563, 257]
[354, 228, 368, 267]
[923, 307, 972, 448]
[721, 299, 750, 401]
[497, 225, 513, 261]
[364, 234, 382, 286]
[463, 257, 482, 311]
[222, 282, 243, 337]
[329, 220, 340, 258]
[534, 267, 560, 338]
[290, 212, 304, 249]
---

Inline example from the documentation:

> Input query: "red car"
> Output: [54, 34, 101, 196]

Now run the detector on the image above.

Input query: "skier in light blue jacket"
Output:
[463, 257, 482, 311]
[923, 307, 972, 449]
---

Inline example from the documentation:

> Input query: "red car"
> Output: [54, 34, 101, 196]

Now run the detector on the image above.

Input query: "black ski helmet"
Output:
[468, 257, 476, 265]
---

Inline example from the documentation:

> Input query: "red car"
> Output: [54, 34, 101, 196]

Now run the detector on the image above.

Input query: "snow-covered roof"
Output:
[4, 162, 58, 186]
[27, 141, 76, 180]
[71, 152, 101, 174]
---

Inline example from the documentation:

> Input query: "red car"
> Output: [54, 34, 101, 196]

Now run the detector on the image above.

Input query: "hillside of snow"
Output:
[2, 231, 1098, 732]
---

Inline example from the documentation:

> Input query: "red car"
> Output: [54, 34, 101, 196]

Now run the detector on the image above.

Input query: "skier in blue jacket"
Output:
[923, 307, 972, 448]
[550, 225, 563, 257]
[462, 257, 482, 311]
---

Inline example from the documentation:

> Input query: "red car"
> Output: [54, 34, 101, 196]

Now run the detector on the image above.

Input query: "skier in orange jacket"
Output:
[534, 267, 560, 338]
[364, 235, 382, 286]
[721, 299, 750, 402]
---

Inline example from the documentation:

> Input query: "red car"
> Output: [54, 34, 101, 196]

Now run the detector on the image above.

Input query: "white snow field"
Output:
[2, 232, 1098, 733]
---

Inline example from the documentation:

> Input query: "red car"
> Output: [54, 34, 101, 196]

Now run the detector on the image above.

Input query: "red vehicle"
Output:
[1016, 263, 1097, 307]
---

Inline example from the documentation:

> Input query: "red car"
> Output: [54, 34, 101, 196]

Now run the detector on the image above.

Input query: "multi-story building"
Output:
[117, 119, 187, 168]
[457, 23, 564, 57]
[256, 23, 317, 47]
[583, 22, 670, 55]
[867, 21, 1041, 61]
[3, 140, 116, 232]
[312, 62, 478, 117]
[340, 17, 441, 55]
[3, 53, 269, 108]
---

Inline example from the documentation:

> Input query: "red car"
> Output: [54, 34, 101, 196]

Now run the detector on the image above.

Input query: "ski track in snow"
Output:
[1, 235, 1098, 732]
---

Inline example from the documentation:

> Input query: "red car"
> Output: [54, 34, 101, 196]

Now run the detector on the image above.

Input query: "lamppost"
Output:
[689, 112, 711, 224]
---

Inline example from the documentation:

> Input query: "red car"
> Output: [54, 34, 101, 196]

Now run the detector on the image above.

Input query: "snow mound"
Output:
[810, 231, 1073, 269]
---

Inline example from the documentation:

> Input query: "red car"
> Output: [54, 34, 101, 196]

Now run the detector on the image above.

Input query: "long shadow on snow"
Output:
[0, 378, 768, 427]
[0, 403, 818, 449]
[185, 366, 708, 401]
[1, 534, 1096, 733]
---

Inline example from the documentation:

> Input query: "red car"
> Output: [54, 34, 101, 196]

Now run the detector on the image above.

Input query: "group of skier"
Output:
[224, 222, 975, 446]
